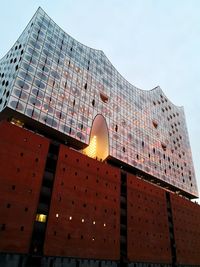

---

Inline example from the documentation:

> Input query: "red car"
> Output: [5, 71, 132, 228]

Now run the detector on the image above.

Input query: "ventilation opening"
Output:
[152, 120, 158, 129]
[83, 114, 109, 161]
[161, 142, 167, 151]
[100, 92, 109, 103]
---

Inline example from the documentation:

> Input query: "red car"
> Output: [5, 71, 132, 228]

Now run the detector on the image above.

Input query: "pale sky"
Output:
[0, 0, 200, 198]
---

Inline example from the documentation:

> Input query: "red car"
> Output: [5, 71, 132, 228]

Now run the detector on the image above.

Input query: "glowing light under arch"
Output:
[83, 114, 109, 161]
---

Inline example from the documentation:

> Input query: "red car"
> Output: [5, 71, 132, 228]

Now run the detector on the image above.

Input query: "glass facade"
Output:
[0, 7, 198, 197]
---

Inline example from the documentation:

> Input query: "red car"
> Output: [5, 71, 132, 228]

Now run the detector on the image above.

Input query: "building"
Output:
[0, 7, 200, 267]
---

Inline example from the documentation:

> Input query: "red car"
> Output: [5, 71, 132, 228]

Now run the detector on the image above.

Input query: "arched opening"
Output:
[83, 114, 109, 161]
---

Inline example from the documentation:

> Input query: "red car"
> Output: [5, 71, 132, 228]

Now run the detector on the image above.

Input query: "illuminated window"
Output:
[83, 135, 97, 159]
[69, 216, 72, 220]
[35, 214, 47, 223]
[10, 118, 24, 127]
[56, 213, 59, 218]
[83, 114, 109, 161]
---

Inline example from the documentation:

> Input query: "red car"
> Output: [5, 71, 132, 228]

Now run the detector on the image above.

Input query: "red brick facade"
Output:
[44, 145, 120, 260]
[0, 122, 200, 266]
[127, 174, 171, 263]
[171, 193, 200, 265]
[0, 121, 49, 253]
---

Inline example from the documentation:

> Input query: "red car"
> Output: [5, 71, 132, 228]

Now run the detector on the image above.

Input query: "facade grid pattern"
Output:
[0, 7, 197, 197]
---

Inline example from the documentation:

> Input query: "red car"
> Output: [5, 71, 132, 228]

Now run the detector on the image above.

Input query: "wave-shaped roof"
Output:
[0, 7, 197, 198]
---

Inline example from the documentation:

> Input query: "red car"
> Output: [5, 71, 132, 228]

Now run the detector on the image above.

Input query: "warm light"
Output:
[81, 218, 84, 223]
[83, 135, 97, 159]
[103, 223, 106, 227]
[11, 118, 24, 127]
[83, 115, 109, 161]
[56, 213, 59, 218]
[35, 214, 47, 223]
[92, 237, 95, 241]
[93, 221, 96, 225]
[69, 216, 72, 220]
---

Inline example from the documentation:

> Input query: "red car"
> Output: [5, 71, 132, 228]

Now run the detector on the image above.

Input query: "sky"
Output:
[0, 0, 200, 199]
